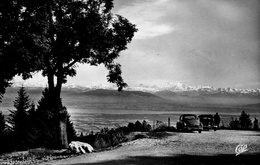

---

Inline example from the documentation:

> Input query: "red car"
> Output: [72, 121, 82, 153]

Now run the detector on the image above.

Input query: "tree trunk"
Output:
[47, 74, 55, 91]
[59, 119, 69, 148]
[46, 73, 69, 149]
[56, 75, 69, 149]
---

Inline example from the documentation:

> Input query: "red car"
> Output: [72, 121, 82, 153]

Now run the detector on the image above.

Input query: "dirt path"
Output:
[41, 130, 260, 165]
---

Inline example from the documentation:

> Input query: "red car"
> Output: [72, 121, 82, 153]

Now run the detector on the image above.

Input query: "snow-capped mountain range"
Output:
[12, 82, 260, 96]
[125, 82, 260, 96]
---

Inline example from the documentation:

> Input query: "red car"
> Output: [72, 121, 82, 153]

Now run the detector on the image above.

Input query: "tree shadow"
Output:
[69, 153, 260, 165]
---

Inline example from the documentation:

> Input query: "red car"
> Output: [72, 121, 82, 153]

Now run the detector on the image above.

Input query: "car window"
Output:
[202, 116, 212, 119]
[183, 115, 196, 120]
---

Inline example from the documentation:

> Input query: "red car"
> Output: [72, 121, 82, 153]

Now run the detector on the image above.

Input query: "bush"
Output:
[153, 125, 176, 132]
[127, 120, 152, 132]
[229, 111, 252, 130]
[78, 128, 126, 150]
[142, 120, 152, 132]
[127, 122, 135, 132]
[134, 120, 142, 131]
[133, 134, 148, 140]
[239, 111, 252, 129]
[76, 120, 154, 150]
[229, 118, 239, 129]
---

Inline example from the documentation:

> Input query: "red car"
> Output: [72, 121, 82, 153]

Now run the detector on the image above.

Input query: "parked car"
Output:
[176, 114, 203, 133]
[198, 114, 217, 131]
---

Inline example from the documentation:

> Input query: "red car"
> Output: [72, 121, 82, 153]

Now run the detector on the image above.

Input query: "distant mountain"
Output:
[65, 89, 168, 105]
[1, 84, 260, 111]
[82, 89, 157, 97]
[154, 90, 177, 97]
[125, 82, 260, 97]
[0, 87, 170, 111]
[11, 82, 260, 97]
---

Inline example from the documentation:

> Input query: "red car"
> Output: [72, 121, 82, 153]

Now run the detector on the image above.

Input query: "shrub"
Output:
[76, 120, 152, 150]
[153, 124, 176, 132]
[134, 120, 142, 131]
[127, 122, 135, 132]
[229, 111, 253, 130]
[239, 111, 252, 129]
[229, 118, 239, 129]
[142, 120, 152, 132]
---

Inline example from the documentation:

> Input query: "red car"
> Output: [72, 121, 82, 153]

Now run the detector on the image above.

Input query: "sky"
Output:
[14, 0, 260, 89]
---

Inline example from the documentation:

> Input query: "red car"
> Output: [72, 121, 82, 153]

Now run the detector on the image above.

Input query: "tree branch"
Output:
[64, 59, 79, 70]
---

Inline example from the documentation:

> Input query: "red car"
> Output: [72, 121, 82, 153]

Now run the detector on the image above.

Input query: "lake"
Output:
[1, 88, 259, 134]
[67, 107, 260, 134]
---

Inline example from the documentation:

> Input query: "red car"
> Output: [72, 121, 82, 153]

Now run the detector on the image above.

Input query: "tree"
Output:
[0, 111, 9, 153]
[229, 117, 239, 129]
[0, 111, 5, 135]
[0, 0, 137, 147]
[134, 120, 142, 131]
[8, 86, 31, 149]
[239, 111, 252, 129]
[31, 88, 76, 148]
[142, 120, 151, 132]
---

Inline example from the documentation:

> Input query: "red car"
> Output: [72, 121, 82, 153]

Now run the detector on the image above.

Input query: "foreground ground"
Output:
[40, 130, 260, 165]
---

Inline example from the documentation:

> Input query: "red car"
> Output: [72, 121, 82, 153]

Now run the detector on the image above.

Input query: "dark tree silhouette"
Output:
[0, 111, 8, 153]
[0, 111, 5, 135]
[8, 86, 31, 149]
[239, 111, 252, 129]
[134, 120, 142, 131]
[26, 88, 75, 148]
[142, 120, 151, 132]
[0, 0, 137, 147]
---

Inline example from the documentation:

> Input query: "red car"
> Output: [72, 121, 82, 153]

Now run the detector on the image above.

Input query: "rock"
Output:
[69, 141, 94, 154]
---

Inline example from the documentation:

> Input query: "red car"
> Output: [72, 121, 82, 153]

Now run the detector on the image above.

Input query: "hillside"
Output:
[1, 87, 260, 114]
[0, 87, 171, 112]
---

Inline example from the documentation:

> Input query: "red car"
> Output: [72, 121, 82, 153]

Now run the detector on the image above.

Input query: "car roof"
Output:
[181, 114, 198, 117]
[198, 114, 213, 117]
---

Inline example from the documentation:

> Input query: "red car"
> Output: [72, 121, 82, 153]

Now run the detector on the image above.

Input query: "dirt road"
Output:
[41, 130, 260, 165]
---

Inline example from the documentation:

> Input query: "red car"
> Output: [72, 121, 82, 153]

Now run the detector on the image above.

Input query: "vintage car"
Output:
[198, 114, 217, 131]
[176, 114, 203, 133]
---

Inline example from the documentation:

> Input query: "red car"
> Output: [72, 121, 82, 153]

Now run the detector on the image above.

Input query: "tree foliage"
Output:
[239, 111, 252, 129]
[8, 86, 32, 149]
[0, 111, 9, 153]
[32, 88, 76, 148]
[0, 0, 136, 148]
[8, 87, 30, 131]
[229, 111, 253, 130]
[0, 111, 5, 135]
[0, 0, 137, 100]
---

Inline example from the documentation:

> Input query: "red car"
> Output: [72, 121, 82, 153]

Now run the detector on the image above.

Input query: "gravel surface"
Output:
[39, 130, 260, 165]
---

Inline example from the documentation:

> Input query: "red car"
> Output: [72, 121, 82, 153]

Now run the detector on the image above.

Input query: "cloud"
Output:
[116, 0, 176, 40]
[13, 0, 260, 89]
[115, 0, 260, 88]
[135, 24, 174, 40]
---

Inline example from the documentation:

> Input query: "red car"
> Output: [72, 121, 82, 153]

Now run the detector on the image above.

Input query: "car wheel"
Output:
[214, 128, 216, 131]
[198, 130, 202, 133]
